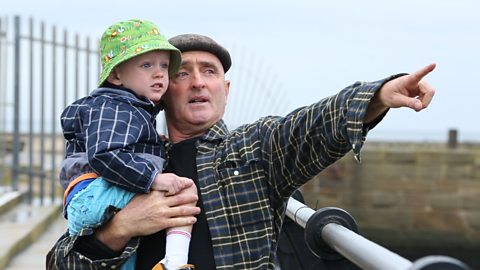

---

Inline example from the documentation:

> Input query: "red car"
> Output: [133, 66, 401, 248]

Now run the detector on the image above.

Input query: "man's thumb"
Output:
[408, 98, 423, 112]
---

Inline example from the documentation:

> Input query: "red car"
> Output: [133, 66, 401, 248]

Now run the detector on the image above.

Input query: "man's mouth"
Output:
[189, 97, 208, 103]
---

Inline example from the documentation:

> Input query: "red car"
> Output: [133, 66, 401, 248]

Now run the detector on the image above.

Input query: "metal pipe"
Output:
[0, 17, 7, 185]
[75, 34, 79, 100]
[285, 197, 470, 270]
[321, 222, 412, 270]
[85, 36, 90, 96]
[28, 17, 34, 204]
[39, 20, 45, 205]
[51, 24, 57, 204]
[62, 29, 68, 156]
[12, 16, 20, 190]
[285, 196, 315, 228]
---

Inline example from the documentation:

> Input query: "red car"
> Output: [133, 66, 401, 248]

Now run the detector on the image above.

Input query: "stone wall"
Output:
[300, 142, 480, 267]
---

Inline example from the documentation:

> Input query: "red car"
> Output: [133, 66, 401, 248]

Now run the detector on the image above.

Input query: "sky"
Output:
[2, 0, 480, 142]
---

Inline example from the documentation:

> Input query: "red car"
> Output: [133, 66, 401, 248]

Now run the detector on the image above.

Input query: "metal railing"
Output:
[0, 15, 99, 204]
[0, 15, 291, 206]
[285, 197, 471, 270]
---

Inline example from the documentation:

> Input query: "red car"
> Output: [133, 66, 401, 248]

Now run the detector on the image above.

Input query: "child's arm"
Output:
[83, 101, 163, 193]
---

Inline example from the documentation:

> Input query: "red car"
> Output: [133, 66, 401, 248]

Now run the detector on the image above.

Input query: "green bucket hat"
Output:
[98, 19, 181, 87]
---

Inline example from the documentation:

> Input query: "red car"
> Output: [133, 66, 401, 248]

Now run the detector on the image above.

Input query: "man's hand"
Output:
[95, 189, 200, 252]
[365, 63, 436, 123]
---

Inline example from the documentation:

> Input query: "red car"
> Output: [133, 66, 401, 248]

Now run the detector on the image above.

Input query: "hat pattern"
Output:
[98, 19, 181, 87]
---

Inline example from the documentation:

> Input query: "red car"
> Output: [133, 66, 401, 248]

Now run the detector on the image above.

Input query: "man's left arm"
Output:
[260, 63, 436, 196]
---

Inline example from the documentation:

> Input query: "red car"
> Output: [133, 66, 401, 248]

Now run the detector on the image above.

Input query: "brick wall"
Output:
[300, 142, 480, 266]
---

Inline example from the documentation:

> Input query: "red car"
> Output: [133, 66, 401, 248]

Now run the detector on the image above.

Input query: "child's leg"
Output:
[66, 177, 136, 269]
[161, 183, 197, 270]
[67, 177, 134, 234]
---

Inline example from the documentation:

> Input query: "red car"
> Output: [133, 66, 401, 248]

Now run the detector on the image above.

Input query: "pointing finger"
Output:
[411, 63, 436, 83]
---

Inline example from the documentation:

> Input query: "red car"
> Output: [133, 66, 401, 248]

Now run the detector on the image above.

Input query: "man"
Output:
[47, 34, 436, 270]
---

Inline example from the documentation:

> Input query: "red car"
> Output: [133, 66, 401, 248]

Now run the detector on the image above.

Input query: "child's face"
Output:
[109, 50, 171, 104]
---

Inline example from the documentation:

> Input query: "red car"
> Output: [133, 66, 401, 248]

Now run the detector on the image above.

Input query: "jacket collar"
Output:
[200, 120, 229, 142]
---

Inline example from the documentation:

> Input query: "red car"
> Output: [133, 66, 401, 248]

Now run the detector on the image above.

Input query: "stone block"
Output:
[432, 178, 460, 193]
[371, 191, 398, 207]
[461, 193, 480, 210]
[353, 208, 410, 230]
[428, 194, 461, 210]
[462, 211, 480, 230]
[357, 149, 386, 163]
[401, 191, 429, 209]
[445, 151, 475, 165]
[384, 151, 417, 164]
[411, 210, 464, 232]
[446, 165, 474, 180]
[416, 151, 446, 165]
[415, 164, 447, 181]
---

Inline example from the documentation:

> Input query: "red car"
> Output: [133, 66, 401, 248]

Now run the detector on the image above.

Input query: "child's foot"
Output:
[176, 264, 195, 270]
[152, 261, 195, 270]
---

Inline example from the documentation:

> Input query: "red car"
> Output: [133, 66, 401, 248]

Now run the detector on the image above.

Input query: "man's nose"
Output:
[191, 71, 206, 89]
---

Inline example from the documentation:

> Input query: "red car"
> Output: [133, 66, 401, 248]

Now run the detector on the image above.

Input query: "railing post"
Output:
[12, 16, 21, 190]
[0, 16, 6, 186]
[447, 129, 458, 148]
[51, 24, 57, 204]
[28, 16, 34, 204]
[39, 20, 46, 205]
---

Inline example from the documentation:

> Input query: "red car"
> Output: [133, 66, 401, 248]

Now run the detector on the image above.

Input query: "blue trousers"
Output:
[67, 177, 136, 270]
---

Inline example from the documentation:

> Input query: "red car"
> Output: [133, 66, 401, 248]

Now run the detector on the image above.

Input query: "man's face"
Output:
[163, 51, 230, 138]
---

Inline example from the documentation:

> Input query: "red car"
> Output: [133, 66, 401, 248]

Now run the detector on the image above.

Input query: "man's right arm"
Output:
[46, 229, 136, 270]
[47, 191, 200, 269]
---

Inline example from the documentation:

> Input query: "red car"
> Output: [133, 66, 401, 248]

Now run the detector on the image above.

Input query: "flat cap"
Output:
[169, 34, 232, 73]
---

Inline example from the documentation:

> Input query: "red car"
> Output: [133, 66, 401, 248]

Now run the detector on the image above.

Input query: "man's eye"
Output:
[205, 68, 215, 74]
[175, 72, 188, 79]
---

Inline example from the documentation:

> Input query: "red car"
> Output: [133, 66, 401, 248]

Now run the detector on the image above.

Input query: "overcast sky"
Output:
[3, 0, 480, 142]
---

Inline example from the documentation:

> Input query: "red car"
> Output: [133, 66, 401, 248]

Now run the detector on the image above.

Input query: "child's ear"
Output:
[106, 68, 122, 86]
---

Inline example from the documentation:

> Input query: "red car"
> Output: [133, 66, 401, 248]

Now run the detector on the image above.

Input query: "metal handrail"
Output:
[285, 197, 471, 270]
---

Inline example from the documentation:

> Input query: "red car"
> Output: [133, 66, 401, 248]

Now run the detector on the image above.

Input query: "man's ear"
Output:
[106, 68, 122, 86]
[224, 80, 231, 97]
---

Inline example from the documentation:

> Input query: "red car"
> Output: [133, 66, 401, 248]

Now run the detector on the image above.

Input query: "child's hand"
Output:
[152, 173, 194, 195]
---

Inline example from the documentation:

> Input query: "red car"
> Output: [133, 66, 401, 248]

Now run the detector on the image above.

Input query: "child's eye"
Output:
[141, 63, 152, 68]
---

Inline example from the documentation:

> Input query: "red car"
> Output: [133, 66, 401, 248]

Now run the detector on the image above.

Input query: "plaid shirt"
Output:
[47, 76, 398, 270]
[60, 87, 165, 193]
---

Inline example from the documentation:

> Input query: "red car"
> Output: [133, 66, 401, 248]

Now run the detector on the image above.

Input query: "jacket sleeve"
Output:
[259, 75, 401, 197]
[83, 101, 161, 193]
[46, 207, 140, 269]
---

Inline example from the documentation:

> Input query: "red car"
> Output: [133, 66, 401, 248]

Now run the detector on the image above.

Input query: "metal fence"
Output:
[0, 15, 99, 205]
[0, 14, 296, 207]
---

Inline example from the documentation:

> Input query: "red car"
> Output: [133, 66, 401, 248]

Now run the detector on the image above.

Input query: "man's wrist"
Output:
[94, 213, 131, 252]
[364, 91, 388, 124]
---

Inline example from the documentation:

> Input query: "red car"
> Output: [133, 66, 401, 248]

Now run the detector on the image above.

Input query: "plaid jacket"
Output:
[47, 76, 397, 269]
[60, 87, 165, 193]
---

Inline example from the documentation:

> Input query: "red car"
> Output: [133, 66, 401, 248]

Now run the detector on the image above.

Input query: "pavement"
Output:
[0, 188, 66, 270]
[5, 214, 66, 270]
